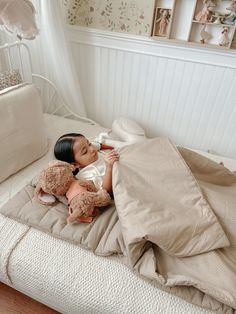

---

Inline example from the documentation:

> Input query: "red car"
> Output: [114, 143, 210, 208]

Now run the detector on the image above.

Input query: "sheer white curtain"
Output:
[32, 0, 86, 116]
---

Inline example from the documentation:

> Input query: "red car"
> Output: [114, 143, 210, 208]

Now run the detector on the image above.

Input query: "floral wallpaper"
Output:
[63, 0, 155, 36]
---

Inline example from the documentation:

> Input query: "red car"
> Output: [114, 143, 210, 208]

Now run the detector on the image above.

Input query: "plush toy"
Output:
[35, 160, 111, 223]
[223, 1, 236, 25]
[195, 0, 216, 23]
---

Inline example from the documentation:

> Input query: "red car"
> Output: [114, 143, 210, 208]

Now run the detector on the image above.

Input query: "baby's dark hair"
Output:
[54, 133, 84, 175]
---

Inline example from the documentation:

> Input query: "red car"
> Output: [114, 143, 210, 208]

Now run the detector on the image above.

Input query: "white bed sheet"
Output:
[1, 114, 235, 314]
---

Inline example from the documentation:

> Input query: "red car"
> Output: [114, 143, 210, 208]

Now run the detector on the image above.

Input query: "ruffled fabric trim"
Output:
[0, 0, 39, 40]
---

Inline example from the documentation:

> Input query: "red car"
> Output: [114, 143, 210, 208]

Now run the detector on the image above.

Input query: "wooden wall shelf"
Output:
[151, 0, 236, 50]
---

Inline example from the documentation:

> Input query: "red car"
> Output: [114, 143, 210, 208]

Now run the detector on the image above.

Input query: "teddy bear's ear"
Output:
[34, 181, 56, 205]
[48, 160, 75, 171]
[48, 160, 68, 168]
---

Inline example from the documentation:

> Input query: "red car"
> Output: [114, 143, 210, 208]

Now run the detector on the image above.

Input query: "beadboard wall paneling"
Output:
[69, 26, 236, 158]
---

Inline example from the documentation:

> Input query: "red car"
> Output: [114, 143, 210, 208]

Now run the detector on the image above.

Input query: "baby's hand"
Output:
[104, 150, 120, 168]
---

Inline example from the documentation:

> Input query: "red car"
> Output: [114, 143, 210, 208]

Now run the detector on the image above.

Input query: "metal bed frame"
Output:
[0, 41, 98, 126]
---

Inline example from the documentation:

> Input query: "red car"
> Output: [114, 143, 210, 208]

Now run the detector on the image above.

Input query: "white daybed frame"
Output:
[0, 41, 98, 125]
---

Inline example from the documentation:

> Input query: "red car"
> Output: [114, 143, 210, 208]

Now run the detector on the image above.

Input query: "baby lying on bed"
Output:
[54, 133, 120, 194]
[50, 133, 119, 222]
[36, 133, 120, 224]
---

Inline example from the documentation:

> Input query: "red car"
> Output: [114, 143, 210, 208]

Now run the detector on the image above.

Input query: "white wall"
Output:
[68, 26, 236, 158]
[1, 25, 236, 159]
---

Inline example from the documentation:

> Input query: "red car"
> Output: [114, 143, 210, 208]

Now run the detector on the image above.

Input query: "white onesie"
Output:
[76, 153, 106, 190]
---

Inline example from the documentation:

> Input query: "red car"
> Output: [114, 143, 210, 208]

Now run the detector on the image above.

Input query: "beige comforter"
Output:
[1, 137, 236, 313]
[113, 138, 236, 313]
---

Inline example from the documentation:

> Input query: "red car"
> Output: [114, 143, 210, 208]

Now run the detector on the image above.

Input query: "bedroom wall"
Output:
[63, 1, 236, 158]
[67, 26, 236, 158]
[1, 4, 236, 159]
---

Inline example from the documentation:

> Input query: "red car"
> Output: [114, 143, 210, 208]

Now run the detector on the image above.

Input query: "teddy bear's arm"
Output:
[77, 179, 97, 192]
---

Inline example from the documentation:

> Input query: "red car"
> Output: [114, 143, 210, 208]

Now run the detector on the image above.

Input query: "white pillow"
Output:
[0, 83, 48, 183]
[112, 117, 146, 143]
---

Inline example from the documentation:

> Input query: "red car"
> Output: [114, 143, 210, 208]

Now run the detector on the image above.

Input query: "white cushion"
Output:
[0, 83, 48, 183]
[112, 117, 146, 143]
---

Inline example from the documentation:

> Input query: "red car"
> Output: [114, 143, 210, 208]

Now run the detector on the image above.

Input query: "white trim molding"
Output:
[67, 25, 236, 69]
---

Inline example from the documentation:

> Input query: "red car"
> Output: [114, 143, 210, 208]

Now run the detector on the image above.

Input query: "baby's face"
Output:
[73, 136, 98, 168]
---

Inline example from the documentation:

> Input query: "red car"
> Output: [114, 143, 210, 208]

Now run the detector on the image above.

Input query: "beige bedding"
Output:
[1, 137, 236, 313]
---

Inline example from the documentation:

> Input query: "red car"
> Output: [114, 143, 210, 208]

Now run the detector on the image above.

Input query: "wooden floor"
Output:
[0, 282, 59, 314]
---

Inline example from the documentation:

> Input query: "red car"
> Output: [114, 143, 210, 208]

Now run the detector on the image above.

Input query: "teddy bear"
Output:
[34, 160, 111, 224]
